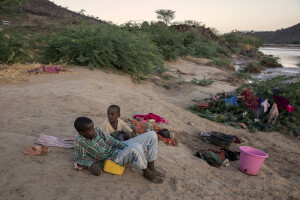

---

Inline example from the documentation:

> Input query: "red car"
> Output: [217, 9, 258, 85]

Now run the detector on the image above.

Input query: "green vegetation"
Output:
[1, 2, 267, 80]
[191, 77, 214, 86]
[188, 75, 300, 136]
[208, 58, 232, 67]
[0, 32, 29, 64]
[155, 9, 175, 25]
[242, 62, 264, 73]
[260, 56, 282, 68]
[221, 32, 263, 57]
[42, 24, 164, 78]
[0, 0, 29, 16]
[187, 39, 231, 59]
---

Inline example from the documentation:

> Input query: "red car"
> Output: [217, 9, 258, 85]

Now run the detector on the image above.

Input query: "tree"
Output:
[78, 9, 86, 15]
[155, 9, 175, 25]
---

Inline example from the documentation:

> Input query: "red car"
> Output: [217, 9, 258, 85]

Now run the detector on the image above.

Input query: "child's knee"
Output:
[148, 131, 158, 141]
[130, 143, 143, 153]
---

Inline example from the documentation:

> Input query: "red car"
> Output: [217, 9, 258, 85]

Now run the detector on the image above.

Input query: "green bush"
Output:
[187, 39, 231, 59]
[222, 32, 263, 48]
[42, 24, 164, 77]
[191, 77, 214, 86]
[182, 30, 203, 47]
[260, 56, 282, 68]
[208, 58, 232, 67]
[140, 25, 186, 60]
[0, 32, 29, 64]
[242, 62, 264, 73]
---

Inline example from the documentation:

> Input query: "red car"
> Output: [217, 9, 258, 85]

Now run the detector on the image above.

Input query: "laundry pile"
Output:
[189, 83, 297, 134]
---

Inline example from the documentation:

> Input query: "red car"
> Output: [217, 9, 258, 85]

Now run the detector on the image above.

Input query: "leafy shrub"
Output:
[260, 56, 282, 68]
[222, 33, 263, 48]
[182, 30, 203, 47]
[42, 24, 164, 77]
[187, 39, 231, 59]
[242, 62, 264, 73]
[0, 32, 29, 64]
[140, 25, 186, 60]
[235, 72, 252, 80]
[191, 77, 214, 86]
[208, 58, 232, 67]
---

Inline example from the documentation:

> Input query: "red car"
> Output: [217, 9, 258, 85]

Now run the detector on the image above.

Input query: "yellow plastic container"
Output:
[103, 160, 125, 175]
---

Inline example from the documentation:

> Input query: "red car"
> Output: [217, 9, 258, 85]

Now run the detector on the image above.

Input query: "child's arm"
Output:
[74, 141, 102, 176]
[130, 124, 137, 137]
[74, 141, 95, 169]
[96, 127, 127, 149]
[120, 120, 136, 137]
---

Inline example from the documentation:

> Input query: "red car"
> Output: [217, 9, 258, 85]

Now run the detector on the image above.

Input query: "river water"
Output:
[252, 46, 300, 80]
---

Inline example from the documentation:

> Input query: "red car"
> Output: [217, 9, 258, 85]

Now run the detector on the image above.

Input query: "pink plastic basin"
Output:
[239, 146, 268, 175]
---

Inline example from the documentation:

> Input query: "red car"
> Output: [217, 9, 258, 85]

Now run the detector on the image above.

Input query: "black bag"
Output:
[157, 129, 171, 138]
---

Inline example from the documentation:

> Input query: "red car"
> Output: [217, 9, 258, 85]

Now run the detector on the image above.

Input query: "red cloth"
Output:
[129, 120, 177, 146]
[286, 105, 295, 113]
[207, 149, 226, 161]
[196, 101, 210, 110]
[273, 96, 290, 110]
[133, 113, 168, 123]
[43, 65, 62, 73]
[242, 89, 259, 111]
[229, 135, 242, 144]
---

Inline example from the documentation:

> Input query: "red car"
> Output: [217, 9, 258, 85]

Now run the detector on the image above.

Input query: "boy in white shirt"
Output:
[101, 105, 136, 140]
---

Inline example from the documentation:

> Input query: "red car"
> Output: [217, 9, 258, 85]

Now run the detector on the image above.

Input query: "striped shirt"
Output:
[74, 127, 127, 168]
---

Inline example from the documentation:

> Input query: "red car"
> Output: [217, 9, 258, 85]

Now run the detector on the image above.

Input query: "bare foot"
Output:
[149, 168, 166, 178]
[143, 168, 164, 184]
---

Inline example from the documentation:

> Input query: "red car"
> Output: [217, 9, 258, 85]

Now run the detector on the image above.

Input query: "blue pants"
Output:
[113, 131, 158, 169]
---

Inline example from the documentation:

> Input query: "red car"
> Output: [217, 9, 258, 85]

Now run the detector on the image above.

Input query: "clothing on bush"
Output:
[225, 95, 238, 106]
[242, 89, 260, 111]
[261, 99, 270, 113]
[286, 105, 295, 113]
[268, 103, 279, 126]
[273, 96, 290, 110]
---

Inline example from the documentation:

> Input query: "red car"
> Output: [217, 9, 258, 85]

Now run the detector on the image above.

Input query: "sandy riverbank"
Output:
[0, 59, 299, 199]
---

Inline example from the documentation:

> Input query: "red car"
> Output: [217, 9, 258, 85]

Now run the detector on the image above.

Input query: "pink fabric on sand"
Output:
[133, 113, 168, 123]
[36, 134, 77, 148]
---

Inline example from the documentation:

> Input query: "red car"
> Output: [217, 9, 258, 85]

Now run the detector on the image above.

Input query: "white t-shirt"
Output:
[101, 119, 133, 135]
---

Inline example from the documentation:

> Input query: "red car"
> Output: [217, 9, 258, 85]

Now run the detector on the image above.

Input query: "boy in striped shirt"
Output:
[73, 117, 165, 183]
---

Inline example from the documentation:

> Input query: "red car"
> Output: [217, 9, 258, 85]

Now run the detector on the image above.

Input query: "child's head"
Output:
[107, 105, 120, 123]
[74, 117, 95, 139]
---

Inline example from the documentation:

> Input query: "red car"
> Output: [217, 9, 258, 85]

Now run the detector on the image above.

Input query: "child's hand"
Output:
[90, 163, 102, 176]
[131, 132, 136, 138]
[131, 125, 137, 135]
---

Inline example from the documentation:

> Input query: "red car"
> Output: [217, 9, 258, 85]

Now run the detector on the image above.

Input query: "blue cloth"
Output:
[258, 98, 265, 109]
[225, 95, 238, 106]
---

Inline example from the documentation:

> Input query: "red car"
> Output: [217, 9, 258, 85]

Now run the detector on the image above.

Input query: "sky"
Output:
[52, 0, 300, 33]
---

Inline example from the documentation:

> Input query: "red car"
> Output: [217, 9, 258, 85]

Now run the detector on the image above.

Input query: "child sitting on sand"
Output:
[73, 116, 165, 183]
[101, 105, 136, 141]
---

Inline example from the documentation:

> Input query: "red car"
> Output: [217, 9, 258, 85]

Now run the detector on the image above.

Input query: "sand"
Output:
[0, 59, 299, 200]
